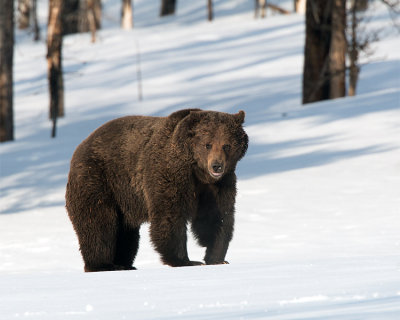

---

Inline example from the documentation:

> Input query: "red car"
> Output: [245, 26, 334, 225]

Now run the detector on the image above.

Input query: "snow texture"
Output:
[1, 0, 400, 319]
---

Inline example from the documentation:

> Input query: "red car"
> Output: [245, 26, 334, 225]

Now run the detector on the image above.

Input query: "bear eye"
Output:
[223, 144, 231, 152]
[205, 144, 212, 150]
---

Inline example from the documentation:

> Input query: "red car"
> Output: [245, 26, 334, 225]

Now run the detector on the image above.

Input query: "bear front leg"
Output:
[150, 215, 204, 267]
[205, 214, 234, 265]
[192, 210, 234, 265]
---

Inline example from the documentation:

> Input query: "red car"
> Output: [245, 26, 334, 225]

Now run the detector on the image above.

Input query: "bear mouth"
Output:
[209, 171, 223, 179]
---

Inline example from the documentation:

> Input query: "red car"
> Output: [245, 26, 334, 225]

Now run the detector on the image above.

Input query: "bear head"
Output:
[172, 109, 248, 184]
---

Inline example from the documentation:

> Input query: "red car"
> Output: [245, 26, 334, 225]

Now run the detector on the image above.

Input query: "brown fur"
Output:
[65, 109, 248, 271]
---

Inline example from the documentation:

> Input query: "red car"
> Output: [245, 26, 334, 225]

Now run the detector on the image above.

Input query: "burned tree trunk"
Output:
[32, 0, 41, 40]
[302, 0, 331, 103]
[160, 0, 176, 16]
[302, 0, 347, 104]
[63, 0, 80, 35]
[47, 0, 64, 137]
[208, 0, 213, 21]
[64, 0, 101, 38]
[0, 0, 14, 142]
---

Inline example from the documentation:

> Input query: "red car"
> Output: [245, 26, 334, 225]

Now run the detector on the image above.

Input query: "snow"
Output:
[1, 0, 400, 318]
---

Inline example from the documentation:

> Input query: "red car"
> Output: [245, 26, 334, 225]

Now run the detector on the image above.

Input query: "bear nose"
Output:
[212, 163, 223, 173]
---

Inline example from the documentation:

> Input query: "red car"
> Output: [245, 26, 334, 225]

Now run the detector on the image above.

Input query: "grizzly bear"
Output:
[65, 109, 248, 272]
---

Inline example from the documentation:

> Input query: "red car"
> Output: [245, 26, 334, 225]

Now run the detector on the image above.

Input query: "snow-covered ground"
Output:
[1, 0, 400, 318]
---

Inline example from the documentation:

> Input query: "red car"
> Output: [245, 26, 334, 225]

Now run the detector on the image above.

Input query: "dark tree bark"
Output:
[0, 0, 14, 142]
[63, 0, 101, 37]
[63, 0, 80, 35]
[47, 0, 64, 138]
[32, 0, 41, 41]
[329, 0, 346, 99]
[208, 0, 213, 21]
[160, 0, 176, 16]
[353, 0, 368, 11]
[348, 0, 360, 96]
[303, 0, 331, 103]
[302, 0, 347, 104]
[121, 0, 133, 29]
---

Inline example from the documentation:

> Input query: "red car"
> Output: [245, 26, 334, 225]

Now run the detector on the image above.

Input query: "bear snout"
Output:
[212, 162, 223, 173]
[209, 161, 224, 178]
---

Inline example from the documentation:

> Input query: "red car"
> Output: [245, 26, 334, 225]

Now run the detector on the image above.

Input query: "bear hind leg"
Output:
[114, 223, 140, 270]
[72, 204, 121, 272]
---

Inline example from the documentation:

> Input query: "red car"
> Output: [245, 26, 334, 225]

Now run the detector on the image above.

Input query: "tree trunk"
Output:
[302, 0, 331, 104]
[208, 0, 213, 21]
[329, 0, 346, 99]
[121, 0, 133, 29]
[255, 0, 267, 18]
[268, 4, 290, 14]
[64, 0, 101, 37]
[18, 0, 31, 29]
[348, 54, 359, 96]
[160, 0, 176, 16]
[294, 0, 306, 13]
[87, 0, 98, 42]
[0, 0, 14, 142]
[348, 0, 360, 96]
[93, 0, 101, 30]
[302, 0, 347, 104]
[32, 0, 41, 41]
[351, 0, 368, 11]
[63, 0, 80, 35]
[47, 0, 64, 137]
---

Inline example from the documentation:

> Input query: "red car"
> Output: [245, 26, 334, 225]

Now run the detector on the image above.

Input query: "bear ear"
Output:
[172, 110, 203, 143]
[168, 108, 202, 123]
[235, 110, 245, 124]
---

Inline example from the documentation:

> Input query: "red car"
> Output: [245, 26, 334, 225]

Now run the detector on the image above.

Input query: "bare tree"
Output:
[32, 0, 41, 40]
[346, 0, 395, 96]
[47, 0, 64, 138]
[122, 0, 133, 29]
[17, 0, 40, 40]
[63, 0, 101, 39]
[18, 0, 31, 29]
[255, 0, 267, 18]
[85, 0, 99, 42]
[0, 0, 14, 142]
[255, 1, 291, 18]
[208, 0, 213, 21]
[63, 0, 80, 35]
[348, 0, 364, 96]
[302, 0, 347, 104]
[352, 0, 368, 11]
[329, 0, 346, 99]
[303, 0, 331, 103]
[268, 3, 291, 14]
[161, 0, 176, 16]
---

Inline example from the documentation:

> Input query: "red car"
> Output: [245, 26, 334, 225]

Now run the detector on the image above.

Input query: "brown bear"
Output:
[65, 109, 248, 272]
